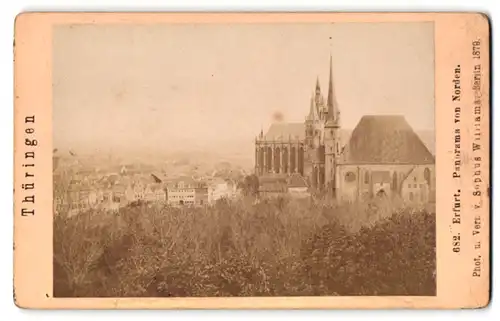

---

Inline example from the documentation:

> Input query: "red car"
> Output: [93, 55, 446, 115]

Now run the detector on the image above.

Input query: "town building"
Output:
[208, 177, 238, 204]
[67, 182, 99, 211]
[144, 183, 167, 202]
[254, 56, 435, 203]
[258, 175, 288, 198]
[166, 176, 209, 206]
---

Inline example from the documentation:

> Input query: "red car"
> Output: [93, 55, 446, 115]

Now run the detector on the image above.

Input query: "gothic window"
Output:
[259, 148, 264, 174]
[298, 147, 304, 175]
[283, 148, 289, 173]
[345, 171, 356, 182]
[364, 171, 369, 184]
[274, 147, 281, 173]
[290, 147, 296, 172]
[267, 146, 273, 173]
[409, 192, 414, 201]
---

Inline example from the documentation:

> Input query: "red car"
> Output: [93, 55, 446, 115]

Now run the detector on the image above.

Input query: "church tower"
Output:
[314, 77, 327, 121]
[305, 94, 318, 149]
[324, 54, 341, 197]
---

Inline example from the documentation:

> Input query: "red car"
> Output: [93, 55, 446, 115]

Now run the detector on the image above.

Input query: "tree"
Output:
[238, 174, 260, 197]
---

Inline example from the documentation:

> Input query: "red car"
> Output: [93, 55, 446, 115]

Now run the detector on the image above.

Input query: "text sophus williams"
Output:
[450, 39, 485, 279]
[21, 115, 37, 216]
[471, 39, 484, 278]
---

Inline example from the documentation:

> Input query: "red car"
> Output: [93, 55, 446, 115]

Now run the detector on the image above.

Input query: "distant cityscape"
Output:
[53, 125, 435, 217]
[52, 150, 254, 216]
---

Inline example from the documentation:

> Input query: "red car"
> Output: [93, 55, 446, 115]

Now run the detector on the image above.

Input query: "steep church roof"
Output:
[342, 115, 434, 164]
[264, 123, 305, 140]
[263, 122, 352, 146]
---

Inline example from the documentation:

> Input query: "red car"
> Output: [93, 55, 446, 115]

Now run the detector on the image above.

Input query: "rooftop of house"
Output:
[287, 173, 308, 188]
[259, 174, 288, 184]
[263, 123, 305, 141]
[259, 181, 288, 193]
[149, 183, 165, 192]
[165, 176, 208, 189]
[260, 122, 352, 146]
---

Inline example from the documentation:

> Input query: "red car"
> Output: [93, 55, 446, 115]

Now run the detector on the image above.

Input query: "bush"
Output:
[53, 198, 435, 297]
[301, 209, 436, 295]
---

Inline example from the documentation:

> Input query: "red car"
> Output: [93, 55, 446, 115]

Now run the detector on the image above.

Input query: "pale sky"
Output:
[53, 22, 435, 153]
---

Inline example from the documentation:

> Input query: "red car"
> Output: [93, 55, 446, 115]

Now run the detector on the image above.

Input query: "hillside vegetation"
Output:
[54, 197, 435, 297]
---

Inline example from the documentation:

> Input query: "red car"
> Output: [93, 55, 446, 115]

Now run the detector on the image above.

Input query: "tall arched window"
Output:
[274, 147, 281, 173]
[364, 171, 369, 184]
[266, 146, 273, 173]
[283, 148, 288, 173]
[298, 147, 304, 175]
[259, 148, 264, 174]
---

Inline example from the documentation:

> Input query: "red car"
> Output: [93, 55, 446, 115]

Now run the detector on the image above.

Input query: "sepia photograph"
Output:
[13, 12, 490, 309]
[52, 22, 436, 298]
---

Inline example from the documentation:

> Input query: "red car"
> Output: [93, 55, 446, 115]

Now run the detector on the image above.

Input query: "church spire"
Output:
[308, 93, 318, 121]
[315, 76, 321, 94]
[326, 54, 339, 125]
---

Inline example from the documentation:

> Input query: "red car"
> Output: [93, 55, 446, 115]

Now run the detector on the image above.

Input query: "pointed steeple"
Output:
[326, 54, 339, 126]
[308, 93, 319, 121]
[315, 76, 321, 94]
[327, 54, 334, 116]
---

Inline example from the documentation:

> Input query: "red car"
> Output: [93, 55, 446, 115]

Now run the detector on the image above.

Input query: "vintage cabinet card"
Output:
[13, 12, 490, 309]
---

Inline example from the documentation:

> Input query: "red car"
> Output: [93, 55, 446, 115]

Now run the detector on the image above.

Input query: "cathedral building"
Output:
[254, 56, 436, 203]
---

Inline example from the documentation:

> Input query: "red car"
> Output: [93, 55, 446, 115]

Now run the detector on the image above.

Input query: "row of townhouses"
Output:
[55, 172, 240, 215]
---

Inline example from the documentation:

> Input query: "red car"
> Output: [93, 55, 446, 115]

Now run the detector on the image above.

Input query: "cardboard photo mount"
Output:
[13, 12, 491, 309]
